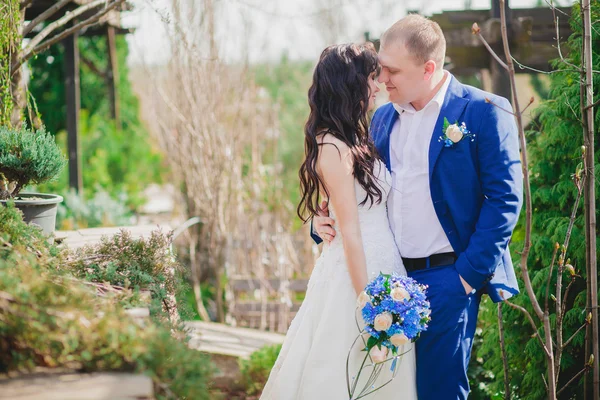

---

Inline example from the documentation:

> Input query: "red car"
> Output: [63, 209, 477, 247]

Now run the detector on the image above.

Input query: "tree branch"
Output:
[557, 365, 589, 395]
[472, 23, 508, 71]
[547, 3, 581, 71]
[545, 244, 559, 314]
[522, 96, 535, 114]
[20, 0, 33, 10]
[485, 97, 516, 116]
[21, 0, 71, 38]
[498, 303, 512, 399]
[555, 164, 584, 378]
[497, 1, 557, 396]
[503, 297, 551, 358]
[584, 97, 600, 111]
[510, 56, 579, 75]
[563, 322, 588, 349]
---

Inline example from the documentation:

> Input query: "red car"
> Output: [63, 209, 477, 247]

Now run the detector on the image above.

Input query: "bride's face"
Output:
[367, 72, 380, 111]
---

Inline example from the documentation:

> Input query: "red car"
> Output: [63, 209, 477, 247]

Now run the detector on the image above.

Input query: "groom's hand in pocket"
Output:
[313, 200, 336, 243]
[459, 274, 474, 295]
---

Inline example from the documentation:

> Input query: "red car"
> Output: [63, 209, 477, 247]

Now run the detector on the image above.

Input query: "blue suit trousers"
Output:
[408, 264, 481, 400]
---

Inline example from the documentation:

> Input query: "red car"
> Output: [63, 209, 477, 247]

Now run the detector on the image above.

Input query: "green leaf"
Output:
[443, 117, 450, 131]
[366, 335, 378, 350]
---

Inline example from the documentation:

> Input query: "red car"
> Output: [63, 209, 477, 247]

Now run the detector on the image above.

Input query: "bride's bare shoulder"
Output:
[315, 132, 353, 177]
[316, 131, 351, 161]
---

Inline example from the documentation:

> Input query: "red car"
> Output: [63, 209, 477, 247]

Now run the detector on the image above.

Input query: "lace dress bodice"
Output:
[309, 160, 406, 289]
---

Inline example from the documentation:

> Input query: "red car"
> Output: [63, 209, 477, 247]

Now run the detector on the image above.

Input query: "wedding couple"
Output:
[261, 14, 523, 400]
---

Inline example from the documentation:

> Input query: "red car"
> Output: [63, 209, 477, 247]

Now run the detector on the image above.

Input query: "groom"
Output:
[312, 14, 523, 400]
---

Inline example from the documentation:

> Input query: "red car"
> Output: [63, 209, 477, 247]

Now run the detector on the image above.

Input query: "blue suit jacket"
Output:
[311, 74, 523, 302]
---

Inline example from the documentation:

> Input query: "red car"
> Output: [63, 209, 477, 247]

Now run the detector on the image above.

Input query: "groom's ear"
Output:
[423, 60, 437, 80]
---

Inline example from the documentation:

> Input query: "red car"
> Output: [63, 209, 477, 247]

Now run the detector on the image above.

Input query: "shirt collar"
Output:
[392, 70, 451, 115]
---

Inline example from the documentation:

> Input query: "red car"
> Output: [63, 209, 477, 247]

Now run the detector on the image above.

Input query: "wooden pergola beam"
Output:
[367, 6, 572, 76]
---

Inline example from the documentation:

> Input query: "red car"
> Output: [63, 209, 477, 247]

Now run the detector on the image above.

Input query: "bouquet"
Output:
[346, 273, 430, 399]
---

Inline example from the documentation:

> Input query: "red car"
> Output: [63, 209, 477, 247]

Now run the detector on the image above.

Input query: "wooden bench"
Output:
[227, 278, 309, 333]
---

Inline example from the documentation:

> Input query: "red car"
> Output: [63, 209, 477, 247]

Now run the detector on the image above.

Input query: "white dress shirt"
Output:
[388, 71, 454, 258]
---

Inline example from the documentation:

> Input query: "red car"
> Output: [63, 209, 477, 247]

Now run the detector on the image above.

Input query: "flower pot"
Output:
[0, 192, 63, 235]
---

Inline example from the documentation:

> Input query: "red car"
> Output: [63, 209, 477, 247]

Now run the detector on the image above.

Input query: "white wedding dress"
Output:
[260, 161, 417, 400]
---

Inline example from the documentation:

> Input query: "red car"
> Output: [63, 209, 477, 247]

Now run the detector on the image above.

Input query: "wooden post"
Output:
[64, 33, 82, 193]
[106, 25, 121, 130]
[490, 0, 511, 101]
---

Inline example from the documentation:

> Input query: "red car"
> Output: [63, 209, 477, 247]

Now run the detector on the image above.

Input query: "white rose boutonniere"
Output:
[439, 117, 475, 148]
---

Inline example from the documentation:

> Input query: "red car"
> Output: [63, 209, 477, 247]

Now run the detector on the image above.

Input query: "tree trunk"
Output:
[7, 4, 25, 127]
[581, 0, 598, 398]
[9, 61, 24, 127]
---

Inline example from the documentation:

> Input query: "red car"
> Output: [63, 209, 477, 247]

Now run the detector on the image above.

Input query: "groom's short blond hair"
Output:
[381, 14, 446, 69]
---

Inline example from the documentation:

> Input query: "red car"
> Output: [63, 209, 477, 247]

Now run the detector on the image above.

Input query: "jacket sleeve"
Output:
[454, 97, 523, 290]
[310, 219, 323, 245]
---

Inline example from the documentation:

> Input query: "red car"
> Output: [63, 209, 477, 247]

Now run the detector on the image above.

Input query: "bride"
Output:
[260, 43, 417, 400]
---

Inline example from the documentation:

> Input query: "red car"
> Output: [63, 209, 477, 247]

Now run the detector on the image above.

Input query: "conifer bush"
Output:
[476, 3, 600, 399]
[0, 124, 67, 199]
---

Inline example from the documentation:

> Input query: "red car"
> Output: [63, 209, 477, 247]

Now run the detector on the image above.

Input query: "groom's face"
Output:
[377, 42, 426, 105]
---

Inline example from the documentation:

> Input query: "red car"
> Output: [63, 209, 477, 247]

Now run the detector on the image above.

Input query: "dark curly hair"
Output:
[297, 43, 383, 223]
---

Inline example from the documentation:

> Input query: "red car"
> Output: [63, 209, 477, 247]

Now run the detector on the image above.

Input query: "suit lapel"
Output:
[384, 109, 399, 171]
[428, 76, 469, 180]
[374, 105, 399, 172]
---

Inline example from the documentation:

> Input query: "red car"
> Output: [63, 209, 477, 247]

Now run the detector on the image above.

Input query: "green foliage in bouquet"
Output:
[0, 124, 67, 198]
[0, 203, 213, 399]
[238, 343, 282, 395]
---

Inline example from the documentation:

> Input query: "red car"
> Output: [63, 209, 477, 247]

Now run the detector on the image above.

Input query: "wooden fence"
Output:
[227, 278, 309, 333]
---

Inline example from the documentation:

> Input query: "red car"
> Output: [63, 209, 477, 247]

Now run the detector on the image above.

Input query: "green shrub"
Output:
[238, 343, 282, 395]
[476, 3, 600, 399]
[0, 200, 63, 262]
[66, 228, 194, 322]
[0, 203, 213, 399]
[0, 124, 67, 198]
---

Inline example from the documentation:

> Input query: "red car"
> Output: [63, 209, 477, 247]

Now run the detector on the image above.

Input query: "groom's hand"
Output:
[313, 200, 336, 243]
[459, 274, 474, 295]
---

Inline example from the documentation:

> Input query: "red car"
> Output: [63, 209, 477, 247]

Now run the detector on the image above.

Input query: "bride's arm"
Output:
[317, 138, 368, 296]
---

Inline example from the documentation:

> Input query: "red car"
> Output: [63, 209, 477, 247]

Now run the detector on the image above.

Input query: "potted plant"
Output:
[0, 124, 67, 234]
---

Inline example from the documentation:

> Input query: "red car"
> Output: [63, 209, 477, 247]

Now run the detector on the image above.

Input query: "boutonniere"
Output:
[439, 117, 475, 148]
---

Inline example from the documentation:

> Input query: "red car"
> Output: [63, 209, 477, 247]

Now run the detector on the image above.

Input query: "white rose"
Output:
[369, 346, 389, 363]
[446, 124, 463, 143]
[356, 291, 371, 308]
[390, 287, 410, 302]
[390, 333, 410, 347]
[373, 312, 393, 331]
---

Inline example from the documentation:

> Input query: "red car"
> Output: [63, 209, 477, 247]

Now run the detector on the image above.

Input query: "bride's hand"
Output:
[313, 200, 336, 243]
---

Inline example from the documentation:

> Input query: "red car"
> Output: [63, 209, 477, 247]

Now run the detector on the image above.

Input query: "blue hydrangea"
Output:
[358, 272, 431, 352]
[362, 302, 378, 324]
